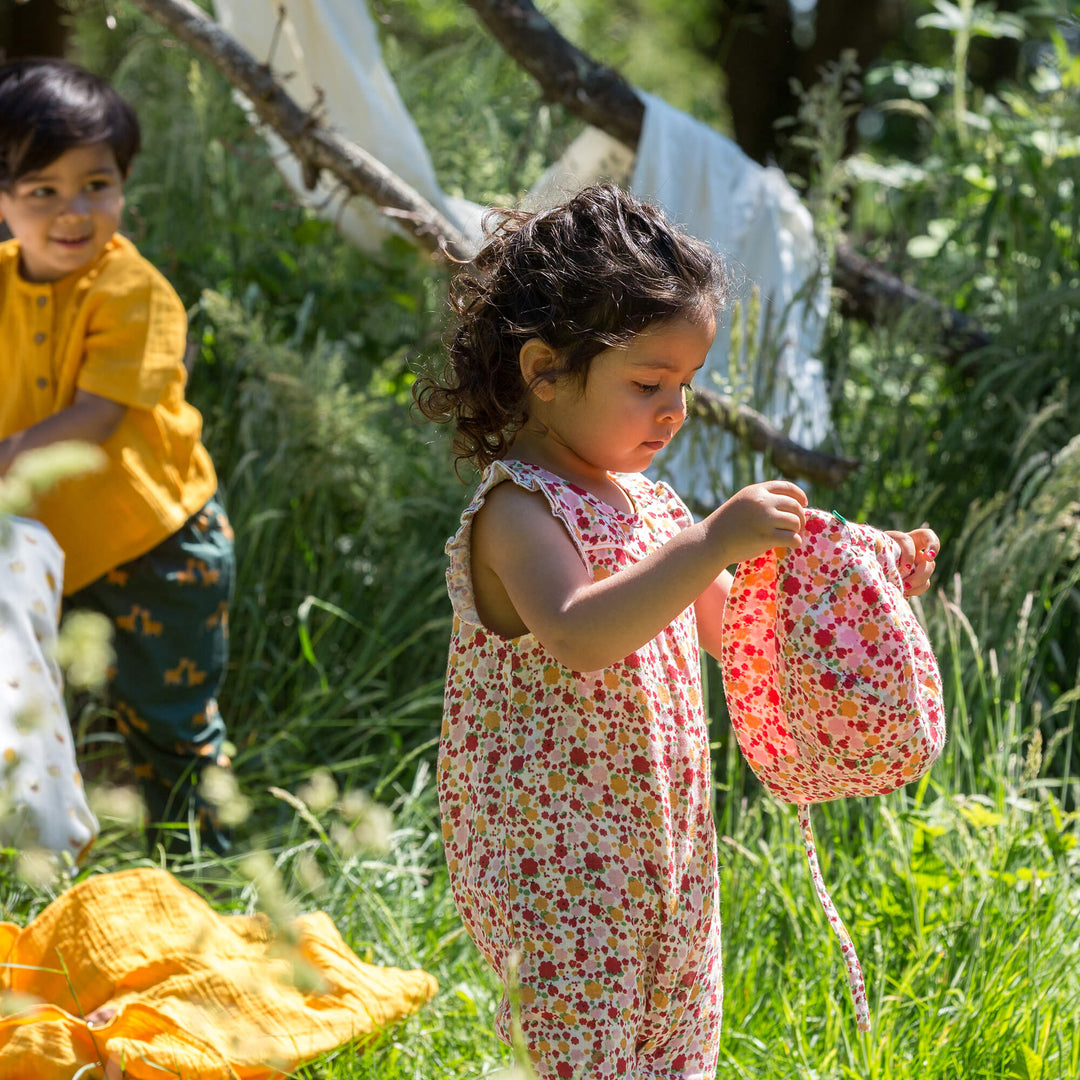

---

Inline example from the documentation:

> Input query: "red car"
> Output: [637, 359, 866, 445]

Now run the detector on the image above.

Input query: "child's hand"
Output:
[885, 526, 940, 597]
[715, 480, 808, 566]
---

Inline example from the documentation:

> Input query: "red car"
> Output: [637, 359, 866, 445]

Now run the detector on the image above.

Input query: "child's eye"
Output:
[86, 179, 113, 192]
[635, 382, 660, 394]
[29, 186, 56, 199]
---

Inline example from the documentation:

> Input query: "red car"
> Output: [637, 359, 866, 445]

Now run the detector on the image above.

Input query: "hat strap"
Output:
[798, 803, 871, 1032]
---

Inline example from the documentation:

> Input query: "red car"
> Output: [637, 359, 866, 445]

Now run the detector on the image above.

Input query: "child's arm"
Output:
[0, 390, 126, 475]
[693, 570, 735, 661]
[472, 478, 807, 673]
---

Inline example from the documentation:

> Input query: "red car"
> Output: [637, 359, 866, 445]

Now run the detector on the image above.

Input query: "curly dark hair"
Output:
[414, 183, 731, 472]
[0, 58, 141, 190]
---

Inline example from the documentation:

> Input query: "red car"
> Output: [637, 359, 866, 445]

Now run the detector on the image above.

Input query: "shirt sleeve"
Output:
[75, 260, 188, 410]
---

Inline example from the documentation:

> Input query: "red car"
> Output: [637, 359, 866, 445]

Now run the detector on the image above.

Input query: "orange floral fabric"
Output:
[439, 461, 723, 1080]
[721, 508, 944, 805]
[720, 507, 945, 1032]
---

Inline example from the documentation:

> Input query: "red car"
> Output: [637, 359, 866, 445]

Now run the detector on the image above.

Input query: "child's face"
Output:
[0, 142, 124, 283]
[534, 314, 716, 478]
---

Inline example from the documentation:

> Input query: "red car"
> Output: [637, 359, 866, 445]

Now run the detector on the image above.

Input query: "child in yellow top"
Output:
[0, 58, 234, 854]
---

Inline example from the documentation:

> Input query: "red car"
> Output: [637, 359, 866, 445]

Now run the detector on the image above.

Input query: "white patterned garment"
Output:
[0, 518, 98, 860]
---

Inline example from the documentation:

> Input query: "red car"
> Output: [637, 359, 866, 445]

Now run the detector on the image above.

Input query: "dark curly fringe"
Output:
[414, 183, 731, 474]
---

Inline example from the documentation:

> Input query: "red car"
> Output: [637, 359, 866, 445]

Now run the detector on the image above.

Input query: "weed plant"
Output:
[2, 3, 1078, 1078]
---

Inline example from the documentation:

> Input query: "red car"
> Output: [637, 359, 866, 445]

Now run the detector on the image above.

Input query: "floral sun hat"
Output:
[720, 507, 946, 1032]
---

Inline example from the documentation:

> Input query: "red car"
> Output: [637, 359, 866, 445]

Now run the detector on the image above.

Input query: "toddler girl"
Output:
[416, 184, 936, 1079]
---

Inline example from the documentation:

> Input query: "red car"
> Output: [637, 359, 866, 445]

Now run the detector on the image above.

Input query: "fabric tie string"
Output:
[798, 803, 870, 1032]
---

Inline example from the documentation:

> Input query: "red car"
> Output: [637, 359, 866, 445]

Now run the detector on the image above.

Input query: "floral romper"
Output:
[439, 461, 723, 1080]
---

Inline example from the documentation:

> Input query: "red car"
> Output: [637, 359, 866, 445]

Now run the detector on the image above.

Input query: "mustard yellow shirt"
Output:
[0, 234, 217, 593]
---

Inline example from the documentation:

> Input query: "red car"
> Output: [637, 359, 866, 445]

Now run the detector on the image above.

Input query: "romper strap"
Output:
[797, 803, 871, 1032]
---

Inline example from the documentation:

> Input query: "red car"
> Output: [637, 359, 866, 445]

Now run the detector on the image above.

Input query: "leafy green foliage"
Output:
[378, 0, 728, 207]
[3, 3, 1077, 1077]
[818, 4, 1080, 755]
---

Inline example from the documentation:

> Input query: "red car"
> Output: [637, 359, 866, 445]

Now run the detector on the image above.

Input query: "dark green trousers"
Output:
[66, 493, 235, 854]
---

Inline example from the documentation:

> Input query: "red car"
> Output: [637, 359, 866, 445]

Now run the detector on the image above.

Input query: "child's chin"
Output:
[48, 245, 103, 277]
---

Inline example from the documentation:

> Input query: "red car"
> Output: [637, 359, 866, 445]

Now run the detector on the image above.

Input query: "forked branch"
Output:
[128, 0, 470, 260]
[464, 0, 989, 366]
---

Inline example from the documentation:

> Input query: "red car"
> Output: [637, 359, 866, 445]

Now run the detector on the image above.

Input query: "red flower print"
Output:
[815, 628, 833, 648]
[439, 463, 723, 1074]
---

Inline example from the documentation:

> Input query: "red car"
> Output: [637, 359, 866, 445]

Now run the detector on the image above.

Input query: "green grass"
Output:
[2, 4, 1077, 1077]
[4, 577, 1077, 1079]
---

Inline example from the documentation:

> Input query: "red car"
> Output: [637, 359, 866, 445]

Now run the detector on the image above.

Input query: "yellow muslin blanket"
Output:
[0, 867, 437, 1078]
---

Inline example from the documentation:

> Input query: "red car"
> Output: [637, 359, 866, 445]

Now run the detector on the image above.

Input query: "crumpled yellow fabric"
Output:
[0, 867, 437, 1079]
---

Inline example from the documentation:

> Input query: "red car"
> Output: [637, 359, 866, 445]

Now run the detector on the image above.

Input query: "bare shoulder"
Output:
[469, 481, 557, 637]
[471, 479, 558, 568]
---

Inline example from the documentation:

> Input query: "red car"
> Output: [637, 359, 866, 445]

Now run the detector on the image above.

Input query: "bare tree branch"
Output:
[464, 0, 644, 147]
[463, 0, 989, 366]
[833, 241, 991, 363]
[691, 388, 858, 488]
[128, 0, 471, 261]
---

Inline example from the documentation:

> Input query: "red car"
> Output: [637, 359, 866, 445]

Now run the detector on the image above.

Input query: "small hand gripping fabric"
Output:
[721, 508, 946, 1032]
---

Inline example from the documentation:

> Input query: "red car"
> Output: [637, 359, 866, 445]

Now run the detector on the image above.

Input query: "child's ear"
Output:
[519, 339, 560, 402]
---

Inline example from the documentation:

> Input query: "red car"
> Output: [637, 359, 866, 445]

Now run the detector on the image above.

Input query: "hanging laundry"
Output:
[211, 0, 832, 501]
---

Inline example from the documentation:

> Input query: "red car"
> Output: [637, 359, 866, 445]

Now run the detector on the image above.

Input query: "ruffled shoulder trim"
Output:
[445, 460, 591, 625]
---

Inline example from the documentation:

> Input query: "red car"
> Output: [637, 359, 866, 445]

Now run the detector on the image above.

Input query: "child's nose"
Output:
[59, 194, 91, 218]
[657, 388, 687, 424]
